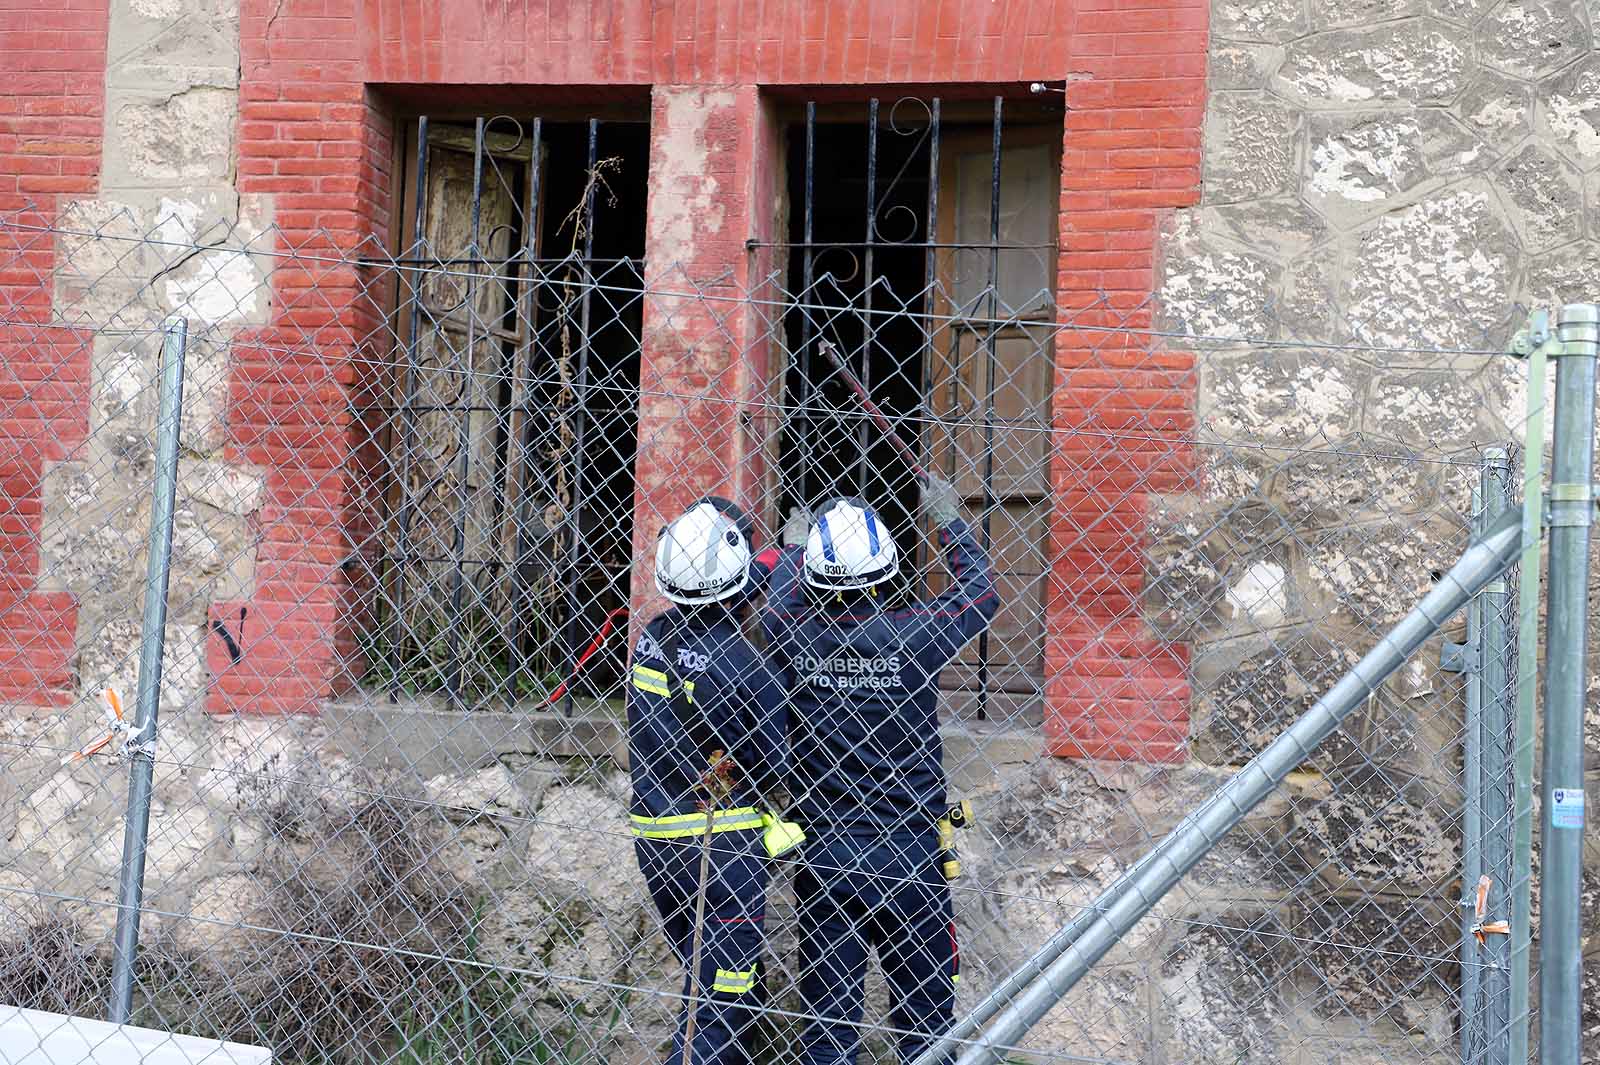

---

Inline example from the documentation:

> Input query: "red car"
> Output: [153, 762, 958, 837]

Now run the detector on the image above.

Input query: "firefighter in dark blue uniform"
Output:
[757, 477, 998, 1065]
[628, 499, 793, 1065]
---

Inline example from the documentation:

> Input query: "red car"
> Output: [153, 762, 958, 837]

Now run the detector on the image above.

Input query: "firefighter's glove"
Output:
[699, 750, 738, 801]
[921, 475, 962, 527]
[781, 506, 811, 548]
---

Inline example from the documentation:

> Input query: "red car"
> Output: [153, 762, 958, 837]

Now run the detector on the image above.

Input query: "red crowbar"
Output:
[545, 606, 628, 705]
[816, 340, 929, 483]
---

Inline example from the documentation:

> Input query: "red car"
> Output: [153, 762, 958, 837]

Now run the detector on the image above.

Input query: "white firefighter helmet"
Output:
[802, 497, 899, 591]
[654, 501, 752, 605]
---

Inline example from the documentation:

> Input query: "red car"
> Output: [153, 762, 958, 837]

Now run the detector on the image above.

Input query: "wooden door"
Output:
[398, 123, 541, 632]
[927, 127, 1059, 712]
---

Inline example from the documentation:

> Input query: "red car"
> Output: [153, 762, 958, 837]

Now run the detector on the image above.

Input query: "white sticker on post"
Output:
[1550, 787, 1585, 829]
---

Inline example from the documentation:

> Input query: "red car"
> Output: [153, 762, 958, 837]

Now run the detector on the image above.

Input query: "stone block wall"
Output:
[20, 693, 1582, 1063]
[1154, 0, 1600, 1056]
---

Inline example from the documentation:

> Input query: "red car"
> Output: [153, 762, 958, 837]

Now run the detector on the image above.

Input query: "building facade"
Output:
[2, 0, 1210, 762]
[5, 1, 1600, 1060]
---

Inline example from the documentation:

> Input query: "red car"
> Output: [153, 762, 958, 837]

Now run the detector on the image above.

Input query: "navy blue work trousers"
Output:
[636, 828, 769, 1065]
[795, 830, 958, 1065]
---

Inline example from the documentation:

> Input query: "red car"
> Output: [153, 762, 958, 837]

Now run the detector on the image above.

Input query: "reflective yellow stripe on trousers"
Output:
[632, 664, 695, 702]
[629, 808, 764, 839]
[711, 967, 756, 994]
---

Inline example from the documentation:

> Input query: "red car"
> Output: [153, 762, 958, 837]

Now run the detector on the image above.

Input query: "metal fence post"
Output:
[1479, 446, 1515, 1064]
[1508, 315, 1554, 1065]
[1538, 303, 1597, 1065]
[107, 316, 188, 1024]
[1454, 475, 1486, 1065]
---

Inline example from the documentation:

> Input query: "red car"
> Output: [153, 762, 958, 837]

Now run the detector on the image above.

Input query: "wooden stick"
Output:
[680, 804, 717, 1065]
[681, 751, 734, 1065]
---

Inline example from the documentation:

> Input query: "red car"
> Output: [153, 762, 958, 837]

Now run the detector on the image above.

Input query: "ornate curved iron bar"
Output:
[875, 202, 921, 246]
[870, 96, 936, 247]
[458, 115, 535, 341]
[482, 222, 520, 259]
[811, 247, 861, 287]
[887, 94, 933, 135]
[478, 118, 528, 159]
[484, 114, 529, 152]
[394, 453, 470, 546]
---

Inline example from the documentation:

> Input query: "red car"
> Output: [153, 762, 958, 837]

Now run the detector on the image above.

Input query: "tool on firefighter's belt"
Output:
[1470, 874, 1511, 946]
[63, 688, 138, 764]
[761, 812, 806, 859]
[682, 747, 737, 1065]
[817, 340, 930, 483]
[937, 799, 975, 881]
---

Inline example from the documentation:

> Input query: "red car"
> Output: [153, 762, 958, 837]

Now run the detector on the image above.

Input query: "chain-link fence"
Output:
[0, 132, 1583, 1065]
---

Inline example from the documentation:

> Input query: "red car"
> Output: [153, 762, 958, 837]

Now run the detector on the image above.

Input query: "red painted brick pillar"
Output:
[1043, 0, 1208, 764]
[628, 85, 781, 639]
[209, 2, 395, 712]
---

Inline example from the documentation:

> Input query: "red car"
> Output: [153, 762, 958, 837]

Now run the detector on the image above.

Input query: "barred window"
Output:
[373, 115, 649, 709]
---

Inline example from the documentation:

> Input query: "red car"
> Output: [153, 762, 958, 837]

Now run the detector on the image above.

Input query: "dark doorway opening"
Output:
[778, 114, 932, 546]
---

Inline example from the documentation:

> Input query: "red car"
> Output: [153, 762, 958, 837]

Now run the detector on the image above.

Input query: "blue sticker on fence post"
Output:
[1550, 787, 1585, 829]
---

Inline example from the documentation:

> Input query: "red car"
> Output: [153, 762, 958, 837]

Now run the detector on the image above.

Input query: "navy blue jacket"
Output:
[626, 608, 789, 820]
[761, 519, 999, 833]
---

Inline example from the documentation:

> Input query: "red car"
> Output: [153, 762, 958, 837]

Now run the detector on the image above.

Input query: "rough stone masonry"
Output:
[1158, 0, 1600, 1058]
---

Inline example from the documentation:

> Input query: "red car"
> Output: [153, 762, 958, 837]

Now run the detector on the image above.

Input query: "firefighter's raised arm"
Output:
[911, 475, 1000, 670]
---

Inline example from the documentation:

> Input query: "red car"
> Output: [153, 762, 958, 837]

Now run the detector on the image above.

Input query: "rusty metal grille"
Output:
[373, 115, 648, 710]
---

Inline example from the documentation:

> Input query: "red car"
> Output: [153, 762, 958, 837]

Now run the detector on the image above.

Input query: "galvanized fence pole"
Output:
[937, 508, 1526, 1065]
[1454, 475, 1486, 1065]
[1479, 445, 1516, 1064]
[107, 316, 189, 1024]
[1509, 314, 1556, 1065]
[1537, 303, 1598, 1065]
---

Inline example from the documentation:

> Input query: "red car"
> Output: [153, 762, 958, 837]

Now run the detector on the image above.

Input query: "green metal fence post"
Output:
[1479, 446, 1515, 1064]
[1509, 313, 1555, 1065]
[1455, 474, 1486, 1064]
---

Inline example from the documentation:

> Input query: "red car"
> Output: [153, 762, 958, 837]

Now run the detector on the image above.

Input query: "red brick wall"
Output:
[216, 0, 1206, 760]
[362, 0, 1097, 84]
[1045, 0, 1207, 763]
[0, 0, 106, 706]
[206, 0, 393, 712]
